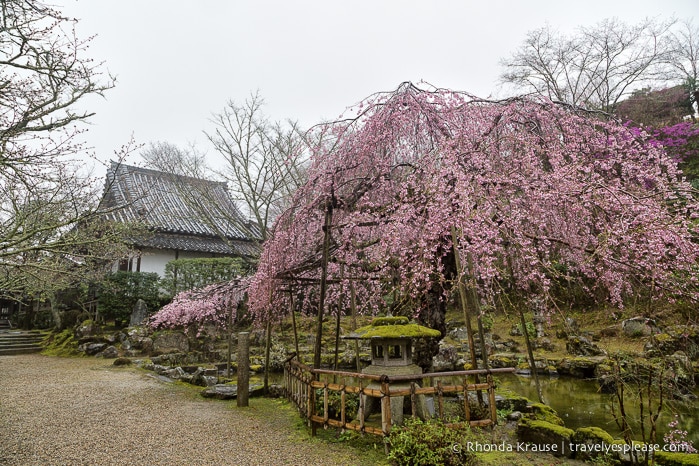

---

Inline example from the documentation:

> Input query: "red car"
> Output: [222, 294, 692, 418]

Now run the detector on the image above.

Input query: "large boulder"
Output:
[566, 335, 606, 357]
[97, 345, 119, 358]
[571, 427, 615, 462]
[517, 419, 574, 457]
[621, 317, 659, 338]
[152, 331, 189, 354]
[200, 384, 264, 400]
[79, 342, 107, 356]
[556, 356, 607, 379]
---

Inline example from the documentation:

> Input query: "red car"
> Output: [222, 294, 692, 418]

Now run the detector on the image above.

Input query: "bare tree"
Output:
[667, 19, 699, 115]
[0, 0, 140, 325]
[141, 141, 209, 178]
[500, 18, 677, 113]
[205, 92, 308, 240]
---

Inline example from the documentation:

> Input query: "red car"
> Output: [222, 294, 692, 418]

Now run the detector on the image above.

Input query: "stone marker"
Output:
[130, 299, 149, 327]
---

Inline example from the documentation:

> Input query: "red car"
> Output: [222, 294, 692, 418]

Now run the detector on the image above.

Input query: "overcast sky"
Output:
[55, 0, 698, 169]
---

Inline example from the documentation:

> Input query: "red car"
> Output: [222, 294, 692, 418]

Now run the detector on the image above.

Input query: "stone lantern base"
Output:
[359, 364, 432, 425]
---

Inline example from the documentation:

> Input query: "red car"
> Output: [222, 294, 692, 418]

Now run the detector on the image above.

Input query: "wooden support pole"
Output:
[519, 306, 544, 403]
[237, 332, 250, 407]
[333, 265, 345, 375]
[349, 278, 361, 373]
[289, 288, 300, 363]
[450, 225, 483, 404]
[264, 319, 272, 393]
[313, 202, 333, 369]
[227, 303, 233, 377]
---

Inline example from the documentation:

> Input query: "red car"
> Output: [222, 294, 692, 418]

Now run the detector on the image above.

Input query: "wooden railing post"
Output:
[340, 385, 346, 428]
[487, 373, 497, 425]
[310, 371, 317, 436]
[463, 378, 471, 422]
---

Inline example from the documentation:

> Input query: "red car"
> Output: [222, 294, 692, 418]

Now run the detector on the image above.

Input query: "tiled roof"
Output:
[133, 232, 261, 256]
[103, 162, 261, 256]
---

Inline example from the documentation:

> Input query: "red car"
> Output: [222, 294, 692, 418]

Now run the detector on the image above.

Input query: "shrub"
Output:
[314, 389, 359, 421]
[162, 257, 243, 296]
[97, 271, 161, 325]
[387, 418, 482, 466]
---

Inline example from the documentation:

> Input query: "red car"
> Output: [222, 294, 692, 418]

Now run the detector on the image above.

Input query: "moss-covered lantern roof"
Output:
[343, 316, 441, 340]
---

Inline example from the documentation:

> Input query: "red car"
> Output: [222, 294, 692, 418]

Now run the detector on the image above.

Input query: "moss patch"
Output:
[655, 450, 699, 466]
[528, 402, 564, 426]
[572, 426, 614, 445]
[517, 418, 575, 457]
[41, 329, 81, 357]
[348, 323, 441, 339]
[371, 316, 409, 326]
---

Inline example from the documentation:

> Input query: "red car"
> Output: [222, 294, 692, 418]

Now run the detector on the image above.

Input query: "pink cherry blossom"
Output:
[245, 83, 698, 324]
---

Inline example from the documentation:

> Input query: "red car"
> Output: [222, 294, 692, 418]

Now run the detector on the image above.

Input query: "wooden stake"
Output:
[314, 201, 333, 369]
[450, 225, 483, 404]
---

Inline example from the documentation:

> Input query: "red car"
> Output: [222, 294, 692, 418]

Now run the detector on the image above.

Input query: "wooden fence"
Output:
[283, 355, 516, 437]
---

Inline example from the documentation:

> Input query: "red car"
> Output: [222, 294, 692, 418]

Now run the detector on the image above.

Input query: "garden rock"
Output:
[517, 418, 574, 457]
[79, 342, 107, 356]
[75, 321, 101, 339]
[98, 345, 118, 358]
[664, 351, 695, 393]
[644, 325, 699, 360]
[432, 342, 462, 371]
[621, 316, 658, 337]
[200, 383, 264, 400]
[556, 356, 606, 379]
[536, 337, 556, 352]
[164, 367, 186, 379]
[565, 335, 606, 357]
[152, 331, 189, 354]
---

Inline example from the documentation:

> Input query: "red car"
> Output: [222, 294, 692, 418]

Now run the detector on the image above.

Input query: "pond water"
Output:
[493, 373, 699, 448]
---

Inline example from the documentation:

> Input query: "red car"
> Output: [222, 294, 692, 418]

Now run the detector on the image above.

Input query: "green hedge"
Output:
[162, 257, 243, 296]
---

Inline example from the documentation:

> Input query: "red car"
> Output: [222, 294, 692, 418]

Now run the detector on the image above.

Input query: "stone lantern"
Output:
[344, 315, 441, 425]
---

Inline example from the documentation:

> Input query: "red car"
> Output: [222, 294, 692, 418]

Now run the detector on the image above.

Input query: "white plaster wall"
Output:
[138, 249, 177, 276]
[112, 249, 227, 277]
[138, 249, 222, 277]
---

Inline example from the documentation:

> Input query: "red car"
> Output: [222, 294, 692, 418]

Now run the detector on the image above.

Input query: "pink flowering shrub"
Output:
[663, 415, 698, 453]
[149, 278, 249, 335]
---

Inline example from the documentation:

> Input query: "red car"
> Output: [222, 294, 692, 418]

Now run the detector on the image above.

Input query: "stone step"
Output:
[0, 331, 46, 356]
[0, 334, 44, 342]
[0, 345, 43, 356]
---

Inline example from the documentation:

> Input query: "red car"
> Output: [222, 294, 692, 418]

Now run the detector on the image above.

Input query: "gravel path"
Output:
[0, 354, 366, 465]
